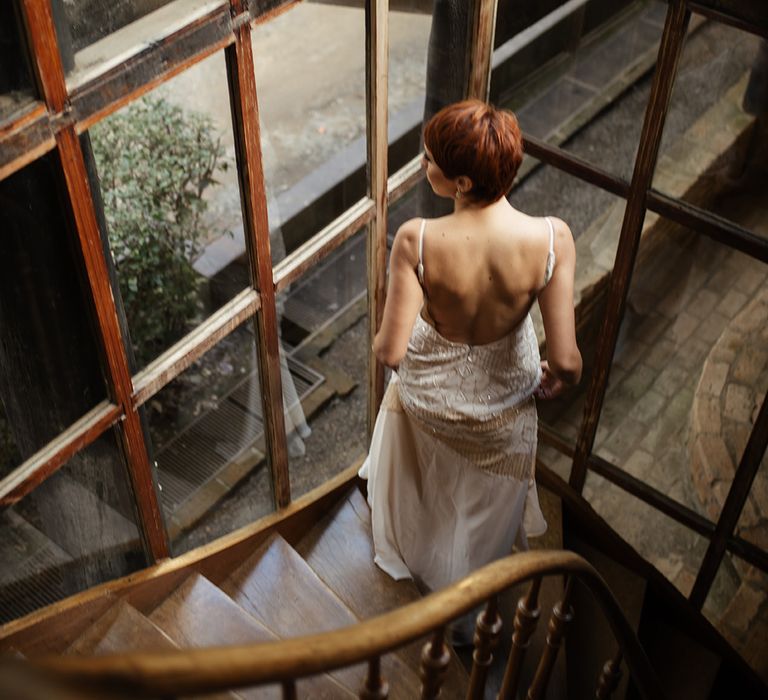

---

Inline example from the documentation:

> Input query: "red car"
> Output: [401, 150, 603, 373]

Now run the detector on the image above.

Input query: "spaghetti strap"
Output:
[417, 218, 426, 285]
[543, 216, 556, 286]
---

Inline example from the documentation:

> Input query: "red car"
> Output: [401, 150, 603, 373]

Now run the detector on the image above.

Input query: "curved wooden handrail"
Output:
[30, 550, 666, 699]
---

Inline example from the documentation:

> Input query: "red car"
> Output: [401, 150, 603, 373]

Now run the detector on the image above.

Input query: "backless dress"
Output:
[359, 217, 555, 592]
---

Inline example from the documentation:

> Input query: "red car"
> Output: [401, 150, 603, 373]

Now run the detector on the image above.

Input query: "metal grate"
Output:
[155, 356, 323, 516]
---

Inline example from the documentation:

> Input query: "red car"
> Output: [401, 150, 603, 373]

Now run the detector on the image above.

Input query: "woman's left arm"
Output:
[373, 220, 424, 369]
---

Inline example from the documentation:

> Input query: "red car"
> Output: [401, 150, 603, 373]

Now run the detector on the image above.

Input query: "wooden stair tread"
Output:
[66, 600, 177, 657]
[67, 600, 238, 699]
[296, 487, 469, 698]
[295, 487, 420, 614]
[149, 573, 353, 699]
[222, 533, 423, 698]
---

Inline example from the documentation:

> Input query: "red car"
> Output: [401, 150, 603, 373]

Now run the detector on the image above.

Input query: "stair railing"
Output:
[27, 549, 666, 700]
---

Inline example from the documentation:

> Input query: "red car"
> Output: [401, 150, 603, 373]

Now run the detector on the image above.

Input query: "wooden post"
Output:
[467, 595, 503, 699]
[498, 577, 542, 699]
[365, 0, 389, 435]
[527, 577, 574, 700]
[360, 655, 389, 699]
[596, 649, 624, 699]
[226, 3, 291, 507]
[569, 0, 691, 491]
[466, 0, 498, 101]
[419, 627, 450, 699]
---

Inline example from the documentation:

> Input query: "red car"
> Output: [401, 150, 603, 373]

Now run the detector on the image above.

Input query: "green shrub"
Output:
[91, 96, 228, 365]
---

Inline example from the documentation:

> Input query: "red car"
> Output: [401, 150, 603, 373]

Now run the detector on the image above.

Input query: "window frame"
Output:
[0, 0, 765, 615]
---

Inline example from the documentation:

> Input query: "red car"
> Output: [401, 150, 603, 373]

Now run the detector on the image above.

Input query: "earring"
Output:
[455, 189, 462, 200]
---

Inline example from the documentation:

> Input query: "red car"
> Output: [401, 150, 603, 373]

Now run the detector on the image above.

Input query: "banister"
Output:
[28, 550, 667, 699]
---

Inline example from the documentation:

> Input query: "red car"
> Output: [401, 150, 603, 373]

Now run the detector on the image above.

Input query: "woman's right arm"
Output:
[536, 218, 582, 398]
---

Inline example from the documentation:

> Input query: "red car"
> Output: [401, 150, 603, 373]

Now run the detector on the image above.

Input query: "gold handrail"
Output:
[30, 550, 666, 699]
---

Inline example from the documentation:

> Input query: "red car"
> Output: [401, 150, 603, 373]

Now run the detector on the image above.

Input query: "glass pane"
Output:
[0, 431, 146, 624]
[87, 50, 245, 369]
[652, 19, 763, 210]
[593, 225, 768, 523]
[146, 321, 274, 555]
[704, 555, 768, 685]
[0, 2, 35, 121]
[280, 230, 369, 498]
[0, 152, 109, 481]
[492, 0, 664, 181]
[254, 2, 366, 255]
[584, 471, 707, 596]
[387, 2, 432, 168]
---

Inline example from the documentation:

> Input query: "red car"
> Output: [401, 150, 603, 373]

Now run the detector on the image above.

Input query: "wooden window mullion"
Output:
[365, 0, 389, 434]
[0, 401, 121, 505]
[466, 0, 498, 101]
[19, 0, 170, 561]
[19, 0, 67, 112]
[570, 0, 691, 492]
[226, 6, 290, 507]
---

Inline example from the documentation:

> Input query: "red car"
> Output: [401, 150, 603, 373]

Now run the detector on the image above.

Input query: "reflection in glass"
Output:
[253, 2, 366, 252]
[0, 153, 108, 482]
[0, 432, 145, 624]
[146, 324, 273, 555]
[584, 471, 707, 597]
[89, 51, 242, 368]
[62, 0, 177, 55]
[280, 231, 369, 499]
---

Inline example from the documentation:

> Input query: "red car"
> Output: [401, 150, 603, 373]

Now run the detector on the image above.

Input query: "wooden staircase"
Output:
[1, 468, 766, 699]
[1, 486, 471, 698]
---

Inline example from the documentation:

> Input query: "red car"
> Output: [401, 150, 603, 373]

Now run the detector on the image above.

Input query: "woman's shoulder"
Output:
[513, 213, 573, 249]
[391, 218, 423, 263]
[545, 216, 575, 260]
[545, 216, 572, 238]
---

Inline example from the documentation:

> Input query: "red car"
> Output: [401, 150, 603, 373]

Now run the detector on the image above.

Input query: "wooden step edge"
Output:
[148, 573, 354, 699]
[65, 600, 178, 657]
[223, 533, 425, 698]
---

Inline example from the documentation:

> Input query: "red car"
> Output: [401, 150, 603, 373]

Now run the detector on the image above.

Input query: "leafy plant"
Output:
[91, 96, 228, 365]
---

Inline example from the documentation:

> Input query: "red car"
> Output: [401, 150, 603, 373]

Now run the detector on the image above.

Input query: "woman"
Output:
[359, 100, 581, 601]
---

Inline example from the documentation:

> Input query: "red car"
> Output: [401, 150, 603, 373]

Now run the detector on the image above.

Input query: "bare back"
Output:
[419, 205, 554, 346]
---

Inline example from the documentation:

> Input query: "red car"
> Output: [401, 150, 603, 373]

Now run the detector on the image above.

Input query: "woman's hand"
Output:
[534, 360, 567, 400]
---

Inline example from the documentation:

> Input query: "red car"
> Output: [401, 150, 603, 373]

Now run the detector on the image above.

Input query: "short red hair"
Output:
[423, 99, 524, 204]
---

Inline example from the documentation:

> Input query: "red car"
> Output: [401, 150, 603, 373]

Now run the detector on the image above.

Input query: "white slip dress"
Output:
[359, 218, 555, 592]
